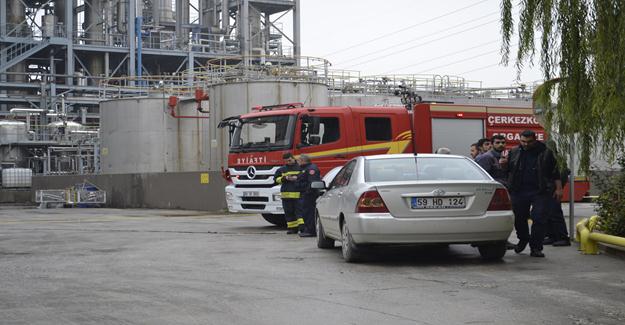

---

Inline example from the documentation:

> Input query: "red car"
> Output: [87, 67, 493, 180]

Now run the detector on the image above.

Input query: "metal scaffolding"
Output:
[0, 0, 301, 120]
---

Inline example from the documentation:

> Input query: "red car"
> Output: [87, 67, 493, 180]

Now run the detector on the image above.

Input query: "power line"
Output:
[380, 39, 501, 74]
[322, 0, 490, 57]
[458, 63, 502, 75]
[343, 18, 499, 69]
[417, 39, 533, 75]
[334, 10, 500, 66]
[415, 48, 502, 74]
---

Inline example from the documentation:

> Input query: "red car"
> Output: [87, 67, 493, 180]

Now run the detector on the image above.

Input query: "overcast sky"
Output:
[297, 0, 543, 88]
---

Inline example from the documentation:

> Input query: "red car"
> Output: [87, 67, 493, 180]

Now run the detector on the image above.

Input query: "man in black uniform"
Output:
[296, 154, 321, 237]
[506, 130, 563, 257]
[274, 153, 303, 234]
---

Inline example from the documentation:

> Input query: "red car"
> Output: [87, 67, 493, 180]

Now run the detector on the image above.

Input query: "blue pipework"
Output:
[136, 16, 143, 84]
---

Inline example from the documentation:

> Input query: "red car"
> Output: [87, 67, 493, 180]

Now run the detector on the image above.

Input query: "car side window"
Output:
[341, 160, 357, 185]
[330, 160, 357, 189]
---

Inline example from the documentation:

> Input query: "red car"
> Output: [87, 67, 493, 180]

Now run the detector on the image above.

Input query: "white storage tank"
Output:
[0, 120, 28, 144]
[329, 94, 403, 107]
[208, 80, 329, 170]
[1, 168, 32, 188]
[47, 121, 86, 141]
[99, 97, 210, 174]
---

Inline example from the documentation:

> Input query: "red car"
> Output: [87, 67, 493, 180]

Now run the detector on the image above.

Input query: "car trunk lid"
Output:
[373, 181, 499, 218]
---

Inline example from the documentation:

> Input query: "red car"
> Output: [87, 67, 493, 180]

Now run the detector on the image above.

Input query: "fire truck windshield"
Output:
[230, 115, 296, 152]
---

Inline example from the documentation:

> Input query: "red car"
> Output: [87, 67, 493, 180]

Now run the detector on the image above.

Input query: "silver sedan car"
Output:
[314, 154, 514, 262]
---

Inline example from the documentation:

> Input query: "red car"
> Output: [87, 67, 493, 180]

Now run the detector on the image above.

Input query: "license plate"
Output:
[242, 191, 259, 197]
[411, 197, 465, 209]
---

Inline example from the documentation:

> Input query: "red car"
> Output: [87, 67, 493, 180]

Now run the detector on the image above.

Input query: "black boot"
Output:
[530, 249, 545, 257]
[552, 238, 571, 246]
[514, 240, 528, 254]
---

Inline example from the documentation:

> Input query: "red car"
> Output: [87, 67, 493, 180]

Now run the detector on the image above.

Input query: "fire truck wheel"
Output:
[261, 214, 287, 228]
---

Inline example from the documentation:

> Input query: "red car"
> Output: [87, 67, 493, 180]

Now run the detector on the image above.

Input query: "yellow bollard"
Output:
[576, 218, 599, 254]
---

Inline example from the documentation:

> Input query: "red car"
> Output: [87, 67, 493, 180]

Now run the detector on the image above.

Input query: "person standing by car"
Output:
[470, 143, 480, 159]
[543, 168, 571, 246]
[476, 135, 514, 250]
[274, 153, 303, 234]
[543, 140, 571, 246]
[475, 135, 508, 186]
[296, 154, 321, 238]
[506, 130, 563, 257]
[476, 138, 493, 157]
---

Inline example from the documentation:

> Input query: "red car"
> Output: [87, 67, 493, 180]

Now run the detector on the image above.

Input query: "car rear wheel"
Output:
[261, 214, 286, 228]
[478, 241, 507, 260]
[316, 210, 335, 249]
[341, 222, 362, 262]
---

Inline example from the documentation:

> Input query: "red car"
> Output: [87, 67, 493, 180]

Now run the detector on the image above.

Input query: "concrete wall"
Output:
[32, 171, 227, 211]
[0, 189, 32, 204]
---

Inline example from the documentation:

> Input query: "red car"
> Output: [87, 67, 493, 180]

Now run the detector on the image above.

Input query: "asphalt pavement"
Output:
[1, 204, 623, 325]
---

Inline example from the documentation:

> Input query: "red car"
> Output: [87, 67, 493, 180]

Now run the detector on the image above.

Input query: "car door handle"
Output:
[337, 192, 343, 197]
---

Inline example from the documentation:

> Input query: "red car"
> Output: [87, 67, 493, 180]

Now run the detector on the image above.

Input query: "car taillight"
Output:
[487, 188, 512, 211]
[356, 190, 389, 213]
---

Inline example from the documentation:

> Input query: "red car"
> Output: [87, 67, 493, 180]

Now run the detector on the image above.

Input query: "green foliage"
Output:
[501, 0, 625, 172]
[594, 156, 625, 236]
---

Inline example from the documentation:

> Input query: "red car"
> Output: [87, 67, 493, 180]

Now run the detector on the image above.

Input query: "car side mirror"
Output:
[310, 181, 326, 190]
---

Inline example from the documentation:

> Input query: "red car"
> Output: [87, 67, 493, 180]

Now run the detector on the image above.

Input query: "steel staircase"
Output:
[0, 40, 49, 73]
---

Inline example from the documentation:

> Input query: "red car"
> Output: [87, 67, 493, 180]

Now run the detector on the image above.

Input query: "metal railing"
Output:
[326, 72, 534, 99]
[194, 55, 330, 85]
[2, 23, 65, 39]
[576, 216, 625, 254]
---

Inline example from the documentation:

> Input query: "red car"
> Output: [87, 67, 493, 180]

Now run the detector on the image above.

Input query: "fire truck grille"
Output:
[241, 204, 266, 210]
[233, 166, 274, 171]
[242, 197, 269, 202]
[235, 184, 275, 188]
[237, 175, 272, 181]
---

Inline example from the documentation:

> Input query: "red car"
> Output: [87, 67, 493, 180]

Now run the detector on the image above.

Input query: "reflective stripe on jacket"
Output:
[274, 164, 302, 200]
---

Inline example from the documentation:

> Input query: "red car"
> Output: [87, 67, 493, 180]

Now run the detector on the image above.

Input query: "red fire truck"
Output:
[219, 102, 586, 226]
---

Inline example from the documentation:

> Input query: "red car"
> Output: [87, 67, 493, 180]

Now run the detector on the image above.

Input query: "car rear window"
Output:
[365, 157, 490, 182]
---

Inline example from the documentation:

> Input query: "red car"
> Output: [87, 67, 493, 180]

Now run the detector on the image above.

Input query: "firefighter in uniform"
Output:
[296, 154, 321, 237]
[274, 153, 304, 234]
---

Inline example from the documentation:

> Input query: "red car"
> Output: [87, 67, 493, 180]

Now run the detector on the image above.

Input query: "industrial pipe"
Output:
[167, 96, 209, 119]
[576, 216, 625, 254]
[116, 0, 127, 33]
[222, 0, 230, 34]
[69, 130, 100, 134]
[195, 88, 210, 113]
[10, 108, 46, 113]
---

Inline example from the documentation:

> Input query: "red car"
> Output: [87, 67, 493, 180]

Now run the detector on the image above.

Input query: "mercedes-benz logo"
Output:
[246, 166, 257, 179]
[432, 189, 446, 196]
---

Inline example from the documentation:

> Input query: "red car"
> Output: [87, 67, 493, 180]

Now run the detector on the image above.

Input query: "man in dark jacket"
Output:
[296, 154, 321, 237]
[476, 134, 508, 186]
[506, 130, 563, 257]
[274, 153, 303, 234]
[544, 140, 572, 246]
[544, 168, 571, 246]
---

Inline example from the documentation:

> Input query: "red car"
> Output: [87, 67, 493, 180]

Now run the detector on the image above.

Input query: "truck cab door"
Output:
[358, 113, 410, 155]
[296, 113, 348, 174]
